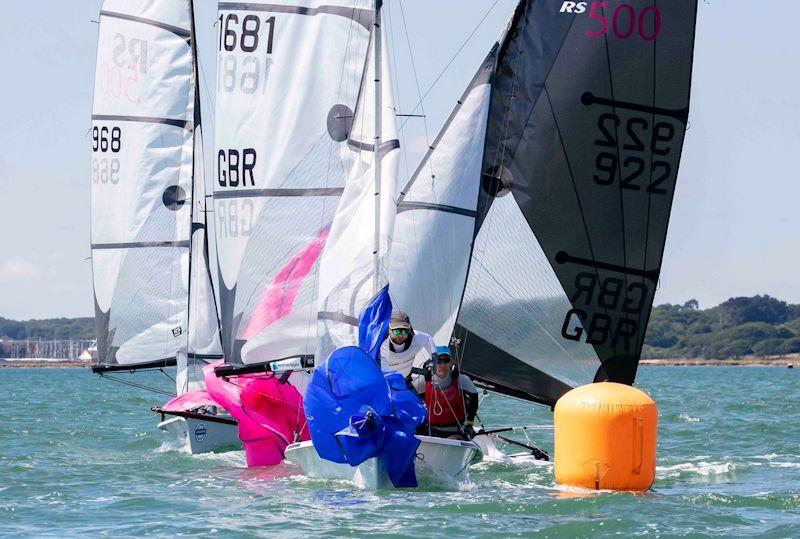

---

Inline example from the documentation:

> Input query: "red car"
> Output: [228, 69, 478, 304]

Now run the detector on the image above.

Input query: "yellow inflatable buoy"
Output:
[553, 382, 657, 492]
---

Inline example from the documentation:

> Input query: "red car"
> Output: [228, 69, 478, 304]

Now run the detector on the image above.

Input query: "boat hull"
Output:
[158, 415, 241, 454]
[284, 435, 482, 489]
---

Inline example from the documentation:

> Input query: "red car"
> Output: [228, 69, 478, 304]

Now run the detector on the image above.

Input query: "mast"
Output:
[372, 0, 383, 295]
[178, 0, 200, 394]
[185, 0, 200, 363]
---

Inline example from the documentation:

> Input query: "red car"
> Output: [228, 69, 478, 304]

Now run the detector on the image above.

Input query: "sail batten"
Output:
[90, 114, 193, 129]
[99, 10, 192, 39]
[217, 2, 373, 28]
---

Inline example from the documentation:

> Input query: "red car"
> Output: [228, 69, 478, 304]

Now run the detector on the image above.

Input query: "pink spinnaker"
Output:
[203, 361, 309, 467]
[162, 389, 218, 412]
[169, 231, 323, 465]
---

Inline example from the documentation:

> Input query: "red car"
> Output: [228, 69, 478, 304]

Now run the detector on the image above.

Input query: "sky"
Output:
[0, 0, 798, 320]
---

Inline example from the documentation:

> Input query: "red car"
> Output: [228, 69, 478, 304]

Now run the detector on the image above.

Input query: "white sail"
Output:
[213, 0, 375, 369]
[91, 0, 197, 369]
[178, 122, 225, 394]
[315, 9, 400, 360]
[387, 54, 495, 347]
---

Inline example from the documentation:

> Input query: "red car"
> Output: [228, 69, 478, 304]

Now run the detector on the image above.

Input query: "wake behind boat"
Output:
[286, 435, 481, 489]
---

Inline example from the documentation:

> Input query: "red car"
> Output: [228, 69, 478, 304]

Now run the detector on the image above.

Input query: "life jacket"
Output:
[424, 371, 465, 427]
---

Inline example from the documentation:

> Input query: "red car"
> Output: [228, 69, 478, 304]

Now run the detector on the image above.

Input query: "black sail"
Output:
[456, 0, 698, 406]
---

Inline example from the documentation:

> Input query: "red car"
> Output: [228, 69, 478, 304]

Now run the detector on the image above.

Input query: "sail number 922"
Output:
[592, 113, 675, 195]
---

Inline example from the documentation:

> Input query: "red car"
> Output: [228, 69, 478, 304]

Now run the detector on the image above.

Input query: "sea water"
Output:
[1, 367, 798, 537]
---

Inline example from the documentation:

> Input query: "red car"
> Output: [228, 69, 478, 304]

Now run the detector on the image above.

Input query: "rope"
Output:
[398, 0, 502, 132]
[427, 371, 467, 437]
[160, 368, 176, 385]
[98, 373, 175, 397]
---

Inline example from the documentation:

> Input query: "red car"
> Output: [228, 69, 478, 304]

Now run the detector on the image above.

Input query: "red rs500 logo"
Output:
[561, 1, 662, 41]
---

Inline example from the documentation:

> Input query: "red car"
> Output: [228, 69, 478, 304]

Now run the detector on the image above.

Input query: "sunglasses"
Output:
[391, 328, 409, 335]
[436, 356, 452, 363]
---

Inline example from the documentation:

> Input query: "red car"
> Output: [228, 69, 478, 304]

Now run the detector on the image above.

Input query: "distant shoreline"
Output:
[0, 360, 91, 369]
[641, 357, 797, 367]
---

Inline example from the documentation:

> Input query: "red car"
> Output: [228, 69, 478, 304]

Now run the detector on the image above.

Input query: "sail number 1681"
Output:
[218, 14, 275, 54]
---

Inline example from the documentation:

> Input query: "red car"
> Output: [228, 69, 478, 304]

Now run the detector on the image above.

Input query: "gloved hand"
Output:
[462, 422, 476, 440]
[423, 360, 433, 382]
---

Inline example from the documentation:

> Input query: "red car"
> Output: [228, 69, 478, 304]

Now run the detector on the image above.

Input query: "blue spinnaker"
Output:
[305, 288, 427, 487]
[358, 285, 393, 362]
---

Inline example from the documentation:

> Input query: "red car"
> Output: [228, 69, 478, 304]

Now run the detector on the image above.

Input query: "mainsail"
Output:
[91, 0, 220, 374]
[392, 0, 698, 407]
[213, 1, 376, 374]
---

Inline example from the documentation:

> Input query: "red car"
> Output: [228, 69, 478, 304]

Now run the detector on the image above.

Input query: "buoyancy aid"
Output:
[424, 371, 466, 427]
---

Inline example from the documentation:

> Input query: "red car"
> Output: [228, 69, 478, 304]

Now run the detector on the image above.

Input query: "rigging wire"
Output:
[394, 0, 451, 327]
[160, 368, 176, 384]
[398, 0, 502, 132]
[98, 373, 176, 397]
[197, 55, 216, 127]
[385, 1, 433, 334]
[396, 0, 432, 154]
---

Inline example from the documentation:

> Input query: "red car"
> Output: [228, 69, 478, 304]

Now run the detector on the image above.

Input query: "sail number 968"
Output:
[92, 126, 122, 153]
[92, 126, 122, 185]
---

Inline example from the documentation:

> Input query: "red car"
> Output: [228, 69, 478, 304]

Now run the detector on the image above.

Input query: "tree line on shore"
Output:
[0, 317, 94, 341]
[642, 295, 800, 360]
[2, 295, 799, 360]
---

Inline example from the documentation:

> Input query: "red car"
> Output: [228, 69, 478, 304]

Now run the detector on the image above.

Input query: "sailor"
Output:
[414, 345, 479, 440]
[379, 310, 436, 383]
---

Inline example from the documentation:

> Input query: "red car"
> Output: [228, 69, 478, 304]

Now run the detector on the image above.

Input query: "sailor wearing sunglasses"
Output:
[379, 310, 436, 385]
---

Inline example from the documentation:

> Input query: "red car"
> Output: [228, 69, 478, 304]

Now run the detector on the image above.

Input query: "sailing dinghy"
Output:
[208, 0, 386, 464]
[90, 0, 239, 454]
[291, 0, 698, 488]
[283, 0, 484, 487]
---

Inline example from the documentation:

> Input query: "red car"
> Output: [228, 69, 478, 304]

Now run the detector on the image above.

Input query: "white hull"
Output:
[158, 416, 241, 454]
[472, 434, 552, 468]
[285, 435, 482, 489]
